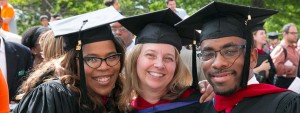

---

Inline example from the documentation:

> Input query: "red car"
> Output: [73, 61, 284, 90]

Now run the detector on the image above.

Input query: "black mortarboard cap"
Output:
[118, 8, 198, 51]
[49, 6, 124, 110]
[267, 32, 280, 39]
[49, 6, 124, 51]
[119, 8, 200, 89]
[176, 1, 278, 88]
[251, 22, 265, 33]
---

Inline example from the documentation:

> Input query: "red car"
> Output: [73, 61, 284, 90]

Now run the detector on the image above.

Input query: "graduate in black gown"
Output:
[251, 22, 276, 84]
[117, 8, 212, 113]
[176, 1, 300, 113]
[13, 7, 125, 113]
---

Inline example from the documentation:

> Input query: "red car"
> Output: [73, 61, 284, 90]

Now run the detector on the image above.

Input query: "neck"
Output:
[283, 38, 294, 46]
[255, 43, 264, 49]
[33, 56, 43, 68]
[139, 88, 166, 104]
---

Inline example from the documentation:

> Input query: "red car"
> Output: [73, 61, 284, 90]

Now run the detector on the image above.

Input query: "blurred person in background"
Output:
[38, 30, 65, 61]
[0, 0, 17, 34]
[270, 23, 299, 89]
[267, 32, 280, 52]
[50, 14, 62, 22]
[104, 0, 121, 12]
[21, 26, 50, 68]
[111, 22, 135, 53]
[39, 15, 49, 27]
[166, 0, 188, 19]
[0, 8, 32, 104]
[252, 22, 276, 84]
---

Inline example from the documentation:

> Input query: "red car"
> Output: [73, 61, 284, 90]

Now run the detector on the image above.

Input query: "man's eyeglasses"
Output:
[83, 53, 122, 69]
[287, 32, 298, 35]
[111, 27, 127, 33]
[198, 45, 246, 61]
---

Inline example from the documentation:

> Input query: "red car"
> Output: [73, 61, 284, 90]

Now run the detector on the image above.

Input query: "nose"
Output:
[97, 60, 110, 71]
[115, 29, 122, 35]
[153, 57, 165, 69]
[211, 52, 230, 70]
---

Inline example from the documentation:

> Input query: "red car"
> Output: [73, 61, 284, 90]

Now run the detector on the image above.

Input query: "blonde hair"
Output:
[119, 44, 192, 112]
[39, 30, 65, 61]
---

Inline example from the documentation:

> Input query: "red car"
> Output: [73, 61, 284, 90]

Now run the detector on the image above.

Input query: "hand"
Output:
[287, 66, 296, 75]
[259, 60, 271, 71]
[198, 80, 214, 103]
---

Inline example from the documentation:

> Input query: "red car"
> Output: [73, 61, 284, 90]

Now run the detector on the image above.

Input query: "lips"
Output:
[210, 71, 232, 83]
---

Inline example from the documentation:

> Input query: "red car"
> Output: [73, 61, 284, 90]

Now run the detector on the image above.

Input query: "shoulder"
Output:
[176, 8, 186, 12]
[22, 80, 73, 100]
[5, 41, 31, 53]
[236, 91, 299, 113]
[274, 91, 300, 113]
[270, 45, 285, 58]
[13, 80, 76, 113]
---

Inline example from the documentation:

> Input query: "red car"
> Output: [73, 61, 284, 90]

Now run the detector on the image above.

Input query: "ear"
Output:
[31, 47, 37, 55]
[250, 48, 258, 69]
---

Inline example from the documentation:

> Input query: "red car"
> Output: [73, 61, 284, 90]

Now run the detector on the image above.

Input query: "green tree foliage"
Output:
[10, 0, 300, 37]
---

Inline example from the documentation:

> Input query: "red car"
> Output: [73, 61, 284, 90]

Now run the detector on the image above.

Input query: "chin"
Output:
[214, 86, 239, 96]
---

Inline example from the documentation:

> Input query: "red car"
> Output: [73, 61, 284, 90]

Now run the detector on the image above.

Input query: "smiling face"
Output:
[82, 40, 120, 96]
[136, 43, 176, 92]
[201, 36, 257, 96]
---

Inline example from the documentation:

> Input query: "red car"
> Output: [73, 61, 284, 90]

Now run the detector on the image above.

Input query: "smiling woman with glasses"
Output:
[13, 7, 126, 113]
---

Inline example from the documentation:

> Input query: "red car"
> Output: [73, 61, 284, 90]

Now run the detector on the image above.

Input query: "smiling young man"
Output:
[176, 1, 300, 113]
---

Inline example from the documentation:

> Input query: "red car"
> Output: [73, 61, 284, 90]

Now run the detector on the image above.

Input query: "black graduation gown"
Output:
[255, 52, 276, 84]
[12, 80, 104, 113]
[201, 91, 300, 113]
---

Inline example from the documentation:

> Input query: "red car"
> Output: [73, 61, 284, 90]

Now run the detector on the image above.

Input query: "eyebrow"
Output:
[144, 49, 175, 57]
[84, 51, 118, 57]
[202, 42, 242, 50]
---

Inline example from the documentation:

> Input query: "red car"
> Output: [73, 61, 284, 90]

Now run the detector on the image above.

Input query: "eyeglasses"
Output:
[83, 53, 122, 69]
[111, 27, 127, 33]
[287, 32, 298, 35]
[198, 45, 246, 61]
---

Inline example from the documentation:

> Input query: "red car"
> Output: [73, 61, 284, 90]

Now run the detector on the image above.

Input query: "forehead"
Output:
[111, 22, 123, 28]
[289, 26, 298, 32]
[200, 36, 245, 48]
[141, 43, 175, 53]
[167, 1, 176, 4]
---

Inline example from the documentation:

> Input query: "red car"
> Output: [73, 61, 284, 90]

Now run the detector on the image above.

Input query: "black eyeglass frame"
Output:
[197, 45, 246, 61]
[83, 53, 122, 69]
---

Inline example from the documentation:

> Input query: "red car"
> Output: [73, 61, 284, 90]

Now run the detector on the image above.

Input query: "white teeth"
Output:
[149, 72, 163, 77]
[95, 77, 110, 82]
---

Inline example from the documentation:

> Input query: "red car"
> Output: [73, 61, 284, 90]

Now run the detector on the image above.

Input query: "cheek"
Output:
[201, 62, 210, 74]
[167, 62, 176, 75]
[84, 64, 93, 76]
[136, 56, 146, 77]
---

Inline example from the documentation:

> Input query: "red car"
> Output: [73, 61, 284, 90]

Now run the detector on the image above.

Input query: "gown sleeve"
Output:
[12, 80, 77, 113]
[275, 91, 300, 113]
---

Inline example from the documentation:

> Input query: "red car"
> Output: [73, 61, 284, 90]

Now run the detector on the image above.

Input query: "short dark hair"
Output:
[104, 0, 116, 7]
[165, 0, 175, 4]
